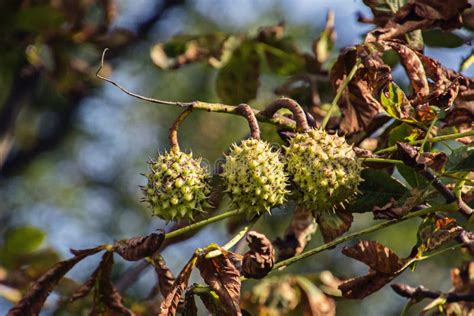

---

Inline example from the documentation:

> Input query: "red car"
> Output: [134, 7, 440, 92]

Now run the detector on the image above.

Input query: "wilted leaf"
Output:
[416, 151, 448, 172]
[317, 209, 353, 242]
[294, 276, 336, 316]
[4, 226, 46, 255]
[339, 240, 409, 299]
[362, 0, 407, 25]
[196, 247, 242, 316]
[242, 231, 275, 279]
[113, 231, 164, 261]
[274, 206, 317, 260]
[343, 240, 407, 274]
[159, 253, 198, 316]
[339, 270, 395, 299]
[150, 256, 175, 298]
[415, 215, 463, 256]
[90, 252, 134, 316]
[365, 0, 470, 45]
[215, 40, 260, 104]
[7, 246, 104, 316]
[348, 169, 409, 213]
[385, 42, 429, 101]
[373, 188, 425, 219]
[330, 46, 390, 133]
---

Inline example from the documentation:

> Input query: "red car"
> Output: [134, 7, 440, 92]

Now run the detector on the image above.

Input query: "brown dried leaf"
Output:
[385, 42, 429, 101]
[366, 0, 471, 44]
[91, 252, 134, 316]
[196, 249, 242, 316]
[274, 206, 317, 260]
[242, 231, 275, 279]
[150, 256, 175, 298]
[317, 209, 353, 243]
[416, 151, 448, 172]
[7, 246, 104, 316]
[339, 270, 395, 299]
[342, 240, 406, 275]
[113, 231, 164, 261]
[330, 47, 390, 134]
[159, 254, 198, 316]
[373, 188, 425, 220]
[416, 215, 463, 255]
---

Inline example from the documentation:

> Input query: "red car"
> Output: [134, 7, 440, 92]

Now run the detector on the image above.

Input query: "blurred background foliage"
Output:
[0, 0, 473, 315]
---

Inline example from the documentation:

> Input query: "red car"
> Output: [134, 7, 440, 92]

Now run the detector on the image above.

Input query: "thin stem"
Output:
[320, 59, 361, 130]
[417, 243, 462, 261]
[360, 157, 404, 165]
[260, 98, 310, 132]
[164, 209, 241, 240]
[374, 130, 474, 154]
[419, 118, 437, 153]
[400, 299, 415, 316]
[272, 202, 457, 270]
[169, 108, 192, 152]
[97, 48, 296, 130]
[206, 215, 260, 259]
[237, 104, 261, 139]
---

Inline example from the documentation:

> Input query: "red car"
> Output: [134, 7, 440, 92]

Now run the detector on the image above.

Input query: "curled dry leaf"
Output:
[416, 215, 463, 256]
[330, 46, 391, 134]
[373, 188, 425, 220]
[196, 247, 242, 316]
[150, 256, 175, 298]
[113, 231, 165, 261]
[338, 240, 409, 299]
[91, 252, 134, 316]
[365, 0, 470, 45]
[70, 252, 134, 315]
[159, 253, 198, 316]
[242, 231, 275, 279]
[274, 206, 317, 260]
[7, 246, 104, 316]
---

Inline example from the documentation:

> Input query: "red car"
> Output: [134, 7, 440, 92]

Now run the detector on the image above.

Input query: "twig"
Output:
[320, 58, 361, 130]
[237, 104, 261, 139]
[164, 209, 242, 240]
[272, 202, 457, 270]
[169, 108, 192, 152]
[206, 215, 260, 258]
[374, 130, 474, 154]
[360, 157, 404, 165]
[96, 49, 297, 129]
[260, 98, 310, 132]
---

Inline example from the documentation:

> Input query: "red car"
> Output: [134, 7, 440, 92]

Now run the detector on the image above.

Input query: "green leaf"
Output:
[380, 82, 418, 124]
[348, 170, 409, 213]
[4, 226, 46, 254]
[423, 30, 465, 48]
[446, 145, 474, 172]
[215, 40, 260, 104]
[396, 164, 429, 189]
[260, 40, 306, 76]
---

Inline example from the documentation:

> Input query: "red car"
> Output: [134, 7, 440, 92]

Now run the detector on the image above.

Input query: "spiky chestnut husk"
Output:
[221, 139, 289, 217]
[285, 129, 363, 211]
[142, 151, 211, 222]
